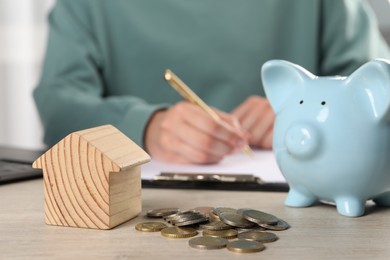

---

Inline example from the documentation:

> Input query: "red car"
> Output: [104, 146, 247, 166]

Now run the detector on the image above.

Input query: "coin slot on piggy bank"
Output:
[261, 59, 390, 217]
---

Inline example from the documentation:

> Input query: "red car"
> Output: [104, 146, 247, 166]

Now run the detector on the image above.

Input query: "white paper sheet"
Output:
[141, 150, 286, 183]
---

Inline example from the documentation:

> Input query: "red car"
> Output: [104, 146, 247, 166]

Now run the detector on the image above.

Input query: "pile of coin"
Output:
[135, 206, 290, 254]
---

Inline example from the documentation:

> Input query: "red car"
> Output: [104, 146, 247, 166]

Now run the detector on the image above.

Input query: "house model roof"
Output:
[33, 124, 151, 172]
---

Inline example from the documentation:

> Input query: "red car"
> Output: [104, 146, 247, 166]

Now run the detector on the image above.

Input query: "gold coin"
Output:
[189, 236, 228, 250]
[237, 231, 278, 243]
[227, 239, 265, 253]
[161, 226, 198, 239]
[203, 229, 238, 239]
[135, 222, 168, 232]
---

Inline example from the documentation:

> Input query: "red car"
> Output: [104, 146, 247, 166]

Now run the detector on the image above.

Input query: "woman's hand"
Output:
[145, 101, 249, 164]
[232, 96, 274, 149]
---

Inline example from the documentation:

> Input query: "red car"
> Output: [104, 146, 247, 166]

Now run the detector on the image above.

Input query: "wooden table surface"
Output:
[1, 179, 390, 259]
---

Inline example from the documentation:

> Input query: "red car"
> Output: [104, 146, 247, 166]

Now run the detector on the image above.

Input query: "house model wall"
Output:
[33, 125, 150, 229]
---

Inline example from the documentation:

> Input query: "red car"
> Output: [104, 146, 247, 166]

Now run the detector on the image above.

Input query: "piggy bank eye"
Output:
[321, 101, 326, 105]
[299, 100, 304, 104]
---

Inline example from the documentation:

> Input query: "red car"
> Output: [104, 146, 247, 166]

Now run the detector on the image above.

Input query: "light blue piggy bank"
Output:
[262, 59, 390, 217]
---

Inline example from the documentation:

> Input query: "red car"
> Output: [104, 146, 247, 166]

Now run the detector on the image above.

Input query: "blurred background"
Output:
[0, 0, 54, 150]
[0, 0, 389, 150]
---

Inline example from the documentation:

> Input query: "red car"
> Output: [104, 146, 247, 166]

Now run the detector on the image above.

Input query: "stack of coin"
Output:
[210, 207, 237, 221]
[146, 208, 179, 218]
[164, 209, 209, 226]
[135, 206, 290, 254]
[200, 220, 231, 231]
[240, 209, 290, 231]
[219, 212, 256, 228]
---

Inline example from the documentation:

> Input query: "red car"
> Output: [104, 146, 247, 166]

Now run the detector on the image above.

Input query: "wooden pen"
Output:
[164, 69, 253, 158]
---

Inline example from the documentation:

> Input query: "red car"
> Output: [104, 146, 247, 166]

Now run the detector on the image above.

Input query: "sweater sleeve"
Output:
[34, 0, 167, 148]
[320, 0, 390, 76]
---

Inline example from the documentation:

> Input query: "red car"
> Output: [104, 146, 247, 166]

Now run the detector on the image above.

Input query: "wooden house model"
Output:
[33, 125, 150, 229]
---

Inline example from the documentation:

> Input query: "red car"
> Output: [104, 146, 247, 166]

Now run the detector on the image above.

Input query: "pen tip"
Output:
[164, 70, 172, 80]
[243, 145, 254, 158]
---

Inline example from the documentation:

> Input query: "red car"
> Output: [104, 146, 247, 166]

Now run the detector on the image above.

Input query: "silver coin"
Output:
[189, 236, 228, 250]
[175, 212, 203, 221]
[242, 209, 279, 225]
[237, 208, 254, 215]
[212, 207, 237, 217]
[163, 211, 182, 221]
[259, 218, 290, 231]
[219, 212, 256, 228]
[170, 212, 205, 224]
[175, 217, 209, 226]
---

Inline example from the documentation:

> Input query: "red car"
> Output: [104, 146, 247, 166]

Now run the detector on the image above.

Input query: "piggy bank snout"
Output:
[284, 123, 321, 159]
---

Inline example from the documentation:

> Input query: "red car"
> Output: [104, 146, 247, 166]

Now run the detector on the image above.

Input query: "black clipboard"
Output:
[142, 172, 288, 192]
[0, 146, 43, 184]
[142, 179, 288, 192]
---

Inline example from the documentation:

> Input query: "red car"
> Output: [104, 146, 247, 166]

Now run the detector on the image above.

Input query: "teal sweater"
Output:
[34, 0, 390, 148]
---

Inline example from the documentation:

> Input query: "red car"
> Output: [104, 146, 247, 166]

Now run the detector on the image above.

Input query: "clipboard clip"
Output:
[153, 172, 264, 184]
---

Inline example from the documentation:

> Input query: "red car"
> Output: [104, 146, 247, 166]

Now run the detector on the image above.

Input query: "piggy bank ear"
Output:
[261, 60, 315, 113]
[346, 59, 390, 121]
